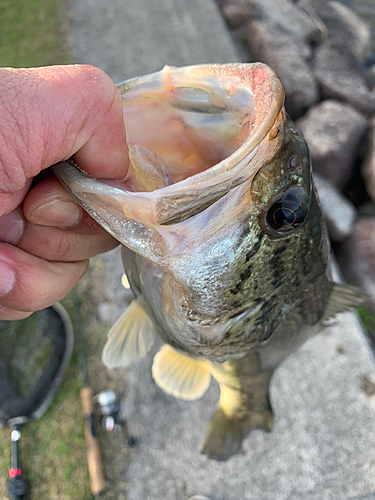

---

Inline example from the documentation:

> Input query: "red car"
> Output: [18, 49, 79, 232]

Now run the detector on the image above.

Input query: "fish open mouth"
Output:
[118, 66, 254, 185]
[115, 64, 285, 194]
[53, 63, 285, 263]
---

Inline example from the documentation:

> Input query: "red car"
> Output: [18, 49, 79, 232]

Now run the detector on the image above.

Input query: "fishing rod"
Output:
[73, 287, 106, 497]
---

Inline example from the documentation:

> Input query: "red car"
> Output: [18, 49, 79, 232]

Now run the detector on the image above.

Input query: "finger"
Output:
[0, 306, 32, 321]
[0, 243, 88, 311]
[0, 65, 129, 216]
[23, 175, 85, 228]
[6, 176, 118, 261]
[15, 220, 118, 262]
[0, 180, 33, 219]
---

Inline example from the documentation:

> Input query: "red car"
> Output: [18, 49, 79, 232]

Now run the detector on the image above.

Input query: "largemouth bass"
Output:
[53, 63, 365, 461]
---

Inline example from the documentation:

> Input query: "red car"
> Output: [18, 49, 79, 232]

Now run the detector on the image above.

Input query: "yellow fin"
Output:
[152, 345, 211, 401]
[121, 273, 130, 289]
[219, 385, 243, 419]
[322, 283, 368, 321]
[128, 144, 172, 191]
[102, 300, 155, 369]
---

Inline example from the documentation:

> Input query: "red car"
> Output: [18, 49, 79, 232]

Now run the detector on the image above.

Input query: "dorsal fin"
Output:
[322, 283, 368, 321]
[102, 300, 155, 369]
[152, 345, 212, 401]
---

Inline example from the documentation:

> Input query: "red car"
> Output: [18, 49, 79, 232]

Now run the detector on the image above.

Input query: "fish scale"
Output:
[53, 63, 367, 461]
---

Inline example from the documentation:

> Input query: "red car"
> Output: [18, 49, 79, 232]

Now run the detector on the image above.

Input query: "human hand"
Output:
[0, 65, 129, 320]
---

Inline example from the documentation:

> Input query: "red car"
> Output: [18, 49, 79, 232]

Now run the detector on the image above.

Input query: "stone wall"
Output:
[216, 0, 375, 342]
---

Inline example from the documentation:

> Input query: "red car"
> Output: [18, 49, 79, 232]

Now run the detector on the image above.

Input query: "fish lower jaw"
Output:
[176, 334, 258, 361]
[174, 301, 265, 356]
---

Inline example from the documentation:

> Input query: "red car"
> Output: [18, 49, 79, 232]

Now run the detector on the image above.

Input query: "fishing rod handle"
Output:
[80, 387, 106, 497]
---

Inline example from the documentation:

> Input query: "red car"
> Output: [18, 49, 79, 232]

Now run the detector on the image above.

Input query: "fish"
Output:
[53, 63, 366, 461]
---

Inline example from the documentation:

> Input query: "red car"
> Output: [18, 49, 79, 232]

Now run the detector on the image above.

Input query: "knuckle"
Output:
[0, 305, 32, 320]
[0, 69, 43, 191]
[53, 230, 78, 261]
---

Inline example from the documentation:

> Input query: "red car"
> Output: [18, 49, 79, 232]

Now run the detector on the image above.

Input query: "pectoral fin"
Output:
[322, 283, 368, 321]
[102, 300, 155, 369]
[152, 345, 212, 401]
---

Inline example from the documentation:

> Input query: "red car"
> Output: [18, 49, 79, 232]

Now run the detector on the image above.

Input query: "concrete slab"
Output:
[66, 0, 375, 498]
[67, 0, 239, 82]
[121, 309, 375, 500]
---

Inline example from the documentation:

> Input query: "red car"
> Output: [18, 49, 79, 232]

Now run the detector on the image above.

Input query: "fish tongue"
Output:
[127, 145, 173, 191]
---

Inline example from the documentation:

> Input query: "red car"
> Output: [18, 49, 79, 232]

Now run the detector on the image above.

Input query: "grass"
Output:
[0, 3, 97, 498]
[0, 0, 133, 496]
[0, 7, 131, 496]
[0, 0, 97, 500]
[0, 312, 52, 395]
[0, 0, 73, 68]
[0, 3, 90, 497]
[0, 259, 131, 500]
[0, 294, 92, 500]
[357, 305, 374, 334]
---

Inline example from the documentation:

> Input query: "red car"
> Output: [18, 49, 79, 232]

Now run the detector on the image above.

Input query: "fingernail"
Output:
[30, 199, 81, 227]
[0, 210, 24, 244]
[0, 261, 15, 297]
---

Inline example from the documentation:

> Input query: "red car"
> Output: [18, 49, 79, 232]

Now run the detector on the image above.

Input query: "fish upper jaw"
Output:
[52, 63, 285, 270]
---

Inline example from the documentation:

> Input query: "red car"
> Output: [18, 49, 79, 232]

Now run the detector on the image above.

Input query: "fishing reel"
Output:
[94, 390, 139, 447]
[94, 390, 123, 433]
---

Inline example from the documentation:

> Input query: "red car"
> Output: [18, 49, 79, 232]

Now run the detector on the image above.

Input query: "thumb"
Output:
[0, 64, 129, 216]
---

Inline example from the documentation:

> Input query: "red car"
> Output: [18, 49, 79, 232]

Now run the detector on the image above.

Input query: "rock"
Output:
[218, 2, 253, 61]
[328, 1, 372, 63]
[358, 202, 375, 217]
[337, 217, 375, 310]
[313, 173, 357, 242]
[367, 64, 375, 89]
[296, 100, 369, 189]
[298, 0, 372, 62]
[246, 0, 323, 47]
[242, 0, 321, 118]
[222, 3, 250, 28]
[367, 53, 375, 68]
[300, 0, 375, 114]
[245, 20, 319, 118]
[362, 117, 375, 206]
[314, 45, 375, 115]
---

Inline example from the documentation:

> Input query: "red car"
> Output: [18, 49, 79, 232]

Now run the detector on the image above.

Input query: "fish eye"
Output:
[267, 187, 308, 233]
